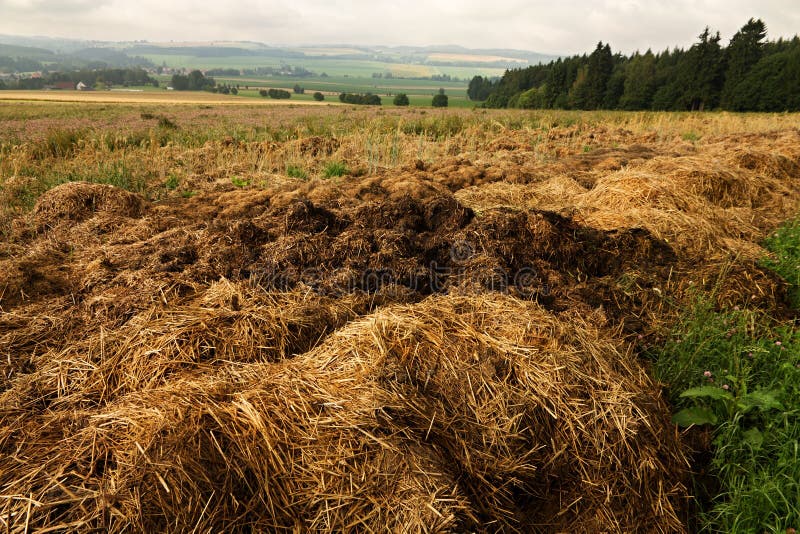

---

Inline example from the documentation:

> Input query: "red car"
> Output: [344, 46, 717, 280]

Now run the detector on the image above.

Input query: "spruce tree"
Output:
[720, 18, 767, 109]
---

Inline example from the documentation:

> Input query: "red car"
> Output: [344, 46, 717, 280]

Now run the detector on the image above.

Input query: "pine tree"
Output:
[720, 18, 767, 109]
[585, 43, 614, 109]
[620, 51, 657, 110]
[679, 28, 725, 110]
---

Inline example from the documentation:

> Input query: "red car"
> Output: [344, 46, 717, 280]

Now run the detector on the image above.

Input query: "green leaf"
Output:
[679, 386, 734, 401]
[672, 407, 718, 427]
[737, 390, 784, 413]
[742, 428, 764, 450]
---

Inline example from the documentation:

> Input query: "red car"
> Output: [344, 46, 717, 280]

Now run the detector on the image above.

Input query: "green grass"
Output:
[286, 165, 307, 179]
[763, 217, 800, 308]
[322, 161, 348, 178]
[651, 220, 800, 533]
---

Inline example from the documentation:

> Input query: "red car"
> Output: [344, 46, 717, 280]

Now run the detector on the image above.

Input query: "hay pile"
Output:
[3, 126, 800, 532]
[0, 292, 687, 532]
[31, 181, 148, 232]
[456, 130, 800, 261]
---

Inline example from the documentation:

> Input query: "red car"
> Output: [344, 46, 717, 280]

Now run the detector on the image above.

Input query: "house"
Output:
[53, 81, 75, 90]
[76, 81, 91, 91]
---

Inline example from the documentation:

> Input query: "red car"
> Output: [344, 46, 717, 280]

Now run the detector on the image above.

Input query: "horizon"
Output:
[0, 1, 798, 56]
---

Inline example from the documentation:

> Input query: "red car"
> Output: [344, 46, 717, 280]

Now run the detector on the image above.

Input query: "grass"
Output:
[286, 165, 307, 179]
[763, 217, 800, 308]
[652, 220, 800, 533]
[322, 161, 349, 178]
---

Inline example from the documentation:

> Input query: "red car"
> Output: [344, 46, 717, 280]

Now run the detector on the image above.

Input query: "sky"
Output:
[0, 0, 798, 55]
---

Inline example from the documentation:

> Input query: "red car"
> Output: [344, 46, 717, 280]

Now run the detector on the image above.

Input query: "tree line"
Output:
[472, 19, 800, 112]
[0, 68, 156, 90]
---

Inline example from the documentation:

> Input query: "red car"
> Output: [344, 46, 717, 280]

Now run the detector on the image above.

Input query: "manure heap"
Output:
[2, 127, 800, 532]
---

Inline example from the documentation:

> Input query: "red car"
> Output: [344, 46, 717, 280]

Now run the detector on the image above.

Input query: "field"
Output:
[1, 103, 799, 532]
[0, 90, 329, 105]
[210, 75, 475, 107]
[138, 53, 508, 79]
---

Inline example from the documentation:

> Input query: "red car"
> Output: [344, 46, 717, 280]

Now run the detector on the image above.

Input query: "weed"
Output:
[762, 217, 800, 308]
[231, 176, 250, 187]
[158, 117, 178, 130]
[652, 297, 800, 531]
[164, 174, 180, 190]
[286, 165, 307, 179]
[322, 161, 349, 178]
[682, 131, 701, 142]
[181, 190, 197, 198]
[38, 129, 83, 159]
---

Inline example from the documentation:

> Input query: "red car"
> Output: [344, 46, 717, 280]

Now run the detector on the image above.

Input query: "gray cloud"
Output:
[0, 0, 797, 54]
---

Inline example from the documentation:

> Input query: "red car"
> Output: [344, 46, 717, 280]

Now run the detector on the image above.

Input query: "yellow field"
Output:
[0, 90, 328, 105]
[297, 47, 370, 56]
[428, 52, 528, 63]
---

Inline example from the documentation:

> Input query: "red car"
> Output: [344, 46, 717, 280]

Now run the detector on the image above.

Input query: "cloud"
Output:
[0, 0, 797, 54]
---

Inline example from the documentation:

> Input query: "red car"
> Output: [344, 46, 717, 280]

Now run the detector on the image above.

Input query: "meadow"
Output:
[1, 101, 799, 532]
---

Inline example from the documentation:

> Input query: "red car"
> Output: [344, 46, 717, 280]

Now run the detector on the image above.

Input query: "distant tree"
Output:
[172, 70, 215, 91]
[620, 51, 657, 110]
[585, 42, 614, 109]
[230, 87, 238, 95]
[467, 75, 494, 101]
[603, 63, 626, 109]
[727, 44, 800, 111]
[338, 92, 382, 105]
[679, 28, 725, 110]
[170, 73, 189, 91]
[268, 88, 291, 99]
[293, 83, 304, 94]
[432, 88, 448, 107]
[393, 93, 410, 106]
[721, 18, 767, 109]
[313, 91, 325, 101]
[259, 89, 268, 97]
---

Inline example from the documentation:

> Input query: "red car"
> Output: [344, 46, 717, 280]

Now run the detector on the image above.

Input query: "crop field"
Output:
[0, 90, 331, 105]
[1, 103, 799, 532]
[212, 75, 473, 107]
[141, 53, 507, 79]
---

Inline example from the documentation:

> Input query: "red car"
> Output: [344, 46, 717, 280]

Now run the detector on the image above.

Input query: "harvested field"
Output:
[1, 105, 800, 532]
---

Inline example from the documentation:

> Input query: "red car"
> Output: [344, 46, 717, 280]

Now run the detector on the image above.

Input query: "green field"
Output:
[154, 72, 477, 108]
[143, 54, 505, 79]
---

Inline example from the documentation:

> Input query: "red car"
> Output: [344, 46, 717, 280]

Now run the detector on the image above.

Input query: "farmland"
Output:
[1, 102, 799, 532]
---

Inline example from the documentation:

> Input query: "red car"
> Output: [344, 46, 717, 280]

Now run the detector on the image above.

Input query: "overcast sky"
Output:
[1, 0, 798, 55]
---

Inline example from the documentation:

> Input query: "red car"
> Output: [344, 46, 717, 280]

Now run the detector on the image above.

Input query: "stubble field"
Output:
[1, 103, 799, 532]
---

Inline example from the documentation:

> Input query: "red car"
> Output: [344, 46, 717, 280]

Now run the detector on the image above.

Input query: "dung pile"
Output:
[0, 293, 688, 532]
[30, 181, 148, 232]
[3, 125, 800, 532]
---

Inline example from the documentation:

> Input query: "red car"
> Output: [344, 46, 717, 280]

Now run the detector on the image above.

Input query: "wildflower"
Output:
[703, 370, 712, 378]
[776, 341, 782, 346]
[747, 352, 754, 358]
[722, 384, 730, 390]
